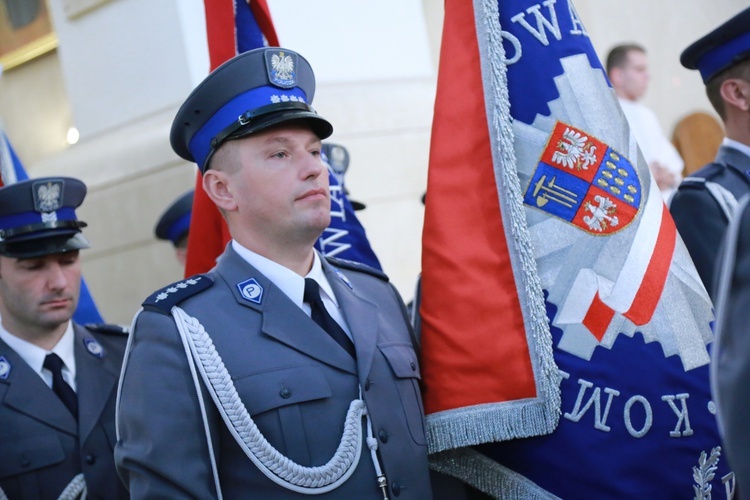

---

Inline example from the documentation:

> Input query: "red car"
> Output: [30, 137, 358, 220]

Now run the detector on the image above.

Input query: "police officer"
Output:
[115, 48, 432, 498]
[154, 189, 194, 266]
[0, 177, 128, 499]
[670, 7, 750, 300]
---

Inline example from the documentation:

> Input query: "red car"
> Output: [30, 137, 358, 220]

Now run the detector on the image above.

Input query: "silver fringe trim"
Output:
[430, 448, 560, 499]
[425, 0, 561, 454]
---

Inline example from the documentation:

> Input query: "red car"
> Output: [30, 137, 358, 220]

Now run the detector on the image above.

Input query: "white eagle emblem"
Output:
[552, 127, 598, 171]
[36, 182, 61, 212]
[583, 195, 619, 232]
[271, 52, 294, 82]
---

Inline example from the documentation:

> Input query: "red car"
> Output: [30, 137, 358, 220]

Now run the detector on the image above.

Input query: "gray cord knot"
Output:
[174, 307, 370, 494]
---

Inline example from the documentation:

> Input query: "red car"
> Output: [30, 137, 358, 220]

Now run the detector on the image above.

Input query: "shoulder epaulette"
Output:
[84, 323, 129, 335]
[687, 162, 727, 182]
[326, 256, 389, 282]
[142, 274, 214, 314]
[678, 177, 707, 190]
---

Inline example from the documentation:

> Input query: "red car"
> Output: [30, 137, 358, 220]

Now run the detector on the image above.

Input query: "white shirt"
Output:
[231, 241, 353, 339]
[618, 98, 684, 200]
[0, 321, 77, 391]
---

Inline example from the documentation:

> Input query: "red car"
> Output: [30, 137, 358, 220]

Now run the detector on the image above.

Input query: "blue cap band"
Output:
[166, 211, 192, 244]
[189, 85, 308, 169]
[697, 30, 750, 82]
[0, 207, 77, 231]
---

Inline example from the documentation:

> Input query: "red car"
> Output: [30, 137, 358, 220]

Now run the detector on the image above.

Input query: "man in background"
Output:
[607, 44, 685, 200]
[670, 8, 750, 300]
[0, 177, 128, 499]
[675, 8, 750, 496]
[155, 189, 194, 267]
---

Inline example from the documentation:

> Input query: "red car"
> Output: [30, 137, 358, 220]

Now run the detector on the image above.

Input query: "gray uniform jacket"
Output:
[0, 323, 128, 499]
[115, 245, 432, 499]
[670, 145, 750, 299]
[713, 194, 750, 497]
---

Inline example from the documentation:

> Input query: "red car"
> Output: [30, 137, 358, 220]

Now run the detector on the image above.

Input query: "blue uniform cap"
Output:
[0, 177, 89, 259]
[170, 47, 333, 173]
[155, 189, 194, 245]
[681, 7, 750, 83]
[322, 142, 366, 211]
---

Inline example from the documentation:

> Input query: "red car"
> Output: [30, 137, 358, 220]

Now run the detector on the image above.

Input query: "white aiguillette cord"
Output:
[172, 306, 389, 498]
[0, 471, 86, 499]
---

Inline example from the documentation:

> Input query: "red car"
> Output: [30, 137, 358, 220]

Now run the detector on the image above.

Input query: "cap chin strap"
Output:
[171, 306, 388, 497]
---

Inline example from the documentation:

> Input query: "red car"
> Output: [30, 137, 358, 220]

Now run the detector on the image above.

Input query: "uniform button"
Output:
[20, 457, 30, 468]
[378, 429, 389, 443]
[85, 454, 96, 464]
[279, 387, 292, 399]
[364, 379, 371, 391]
[410, 361, 416, 371]
[391, 482, 401, 496]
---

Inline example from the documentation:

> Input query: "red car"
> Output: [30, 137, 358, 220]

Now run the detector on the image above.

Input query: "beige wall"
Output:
[574, 0, 744, 135]
[0, 1, 747, 325]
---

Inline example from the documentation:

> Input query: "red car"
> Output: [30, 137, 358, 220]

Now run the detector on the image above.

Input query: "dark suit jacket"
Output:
[670, 145, 750, 299]
[0, 323, 128, 499]
[115, 245, 432, 498]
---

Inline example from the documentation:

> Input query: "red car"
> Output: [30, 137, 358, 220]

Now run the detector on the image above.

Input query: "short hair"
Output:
[606, 44, 646, 75]
[705, 58, 750, 120]
[174, 233, 189, 250]
[208, 139, 242, 174]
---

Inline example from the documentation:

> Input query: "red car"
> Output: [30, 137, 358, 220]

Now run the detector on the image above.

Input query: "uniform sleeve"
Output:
[669, 187, 728, 300]
[115, 309, 219, 499]
[715, 286, 750, 497]
[713, 199, 750, 496]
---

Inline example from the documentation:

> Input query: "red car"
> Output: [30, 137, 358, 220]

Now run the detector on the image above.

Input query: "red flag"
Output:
[185, 0, 279, 277]
[422, 0, 727, 496]
[420, 0, 559, 451]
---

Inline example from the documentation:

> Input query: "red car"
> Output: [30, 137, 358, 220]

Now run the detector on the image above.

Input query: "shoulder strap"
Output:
[325, 255, 389, 282]
[705, 181, 740, 222]
[674, 167, 740, 222]
[142, 275, 214, 315]
[84, 323, 129, 336]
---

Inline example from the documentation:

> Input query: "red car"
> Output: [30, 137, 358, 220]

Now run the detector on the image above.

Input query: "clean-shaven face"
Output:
[0, 251, 81, 340]
[228, 124, 330, 247]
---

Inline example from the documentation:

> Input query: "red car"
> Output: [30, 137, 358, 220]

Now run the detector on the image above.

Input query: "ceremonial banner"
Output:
[314, 147, 383, 271]
[186, 0, 382, 275]
[421, 0, 732, 496]
[0, 129, 27, 186]
[0, 129, 105, 325]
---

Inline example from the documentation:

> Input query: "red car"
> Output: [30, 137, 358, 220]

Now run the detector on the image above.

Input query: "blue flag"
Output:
[0, 130, 105, 325]
[315, 167, 382, 271]
[424, 0, 733, 497]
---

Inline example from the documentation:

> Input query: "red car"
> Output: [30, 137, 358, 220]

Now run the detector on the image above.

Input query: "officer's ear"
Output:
[203, 169, 238, 213]
[720, 78, 750, 112]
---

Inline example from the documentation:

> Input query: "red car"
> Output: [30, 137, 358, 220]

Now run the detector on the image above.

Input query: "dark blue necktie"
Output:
[43, 353, 78, 419]
[304, 278, 356, 359]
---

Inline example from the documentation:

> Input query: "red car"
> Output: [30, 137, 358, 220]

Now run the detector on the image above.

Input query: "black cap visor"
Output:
[0, 231, 90, 259]
[205, 105, 333, 171]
